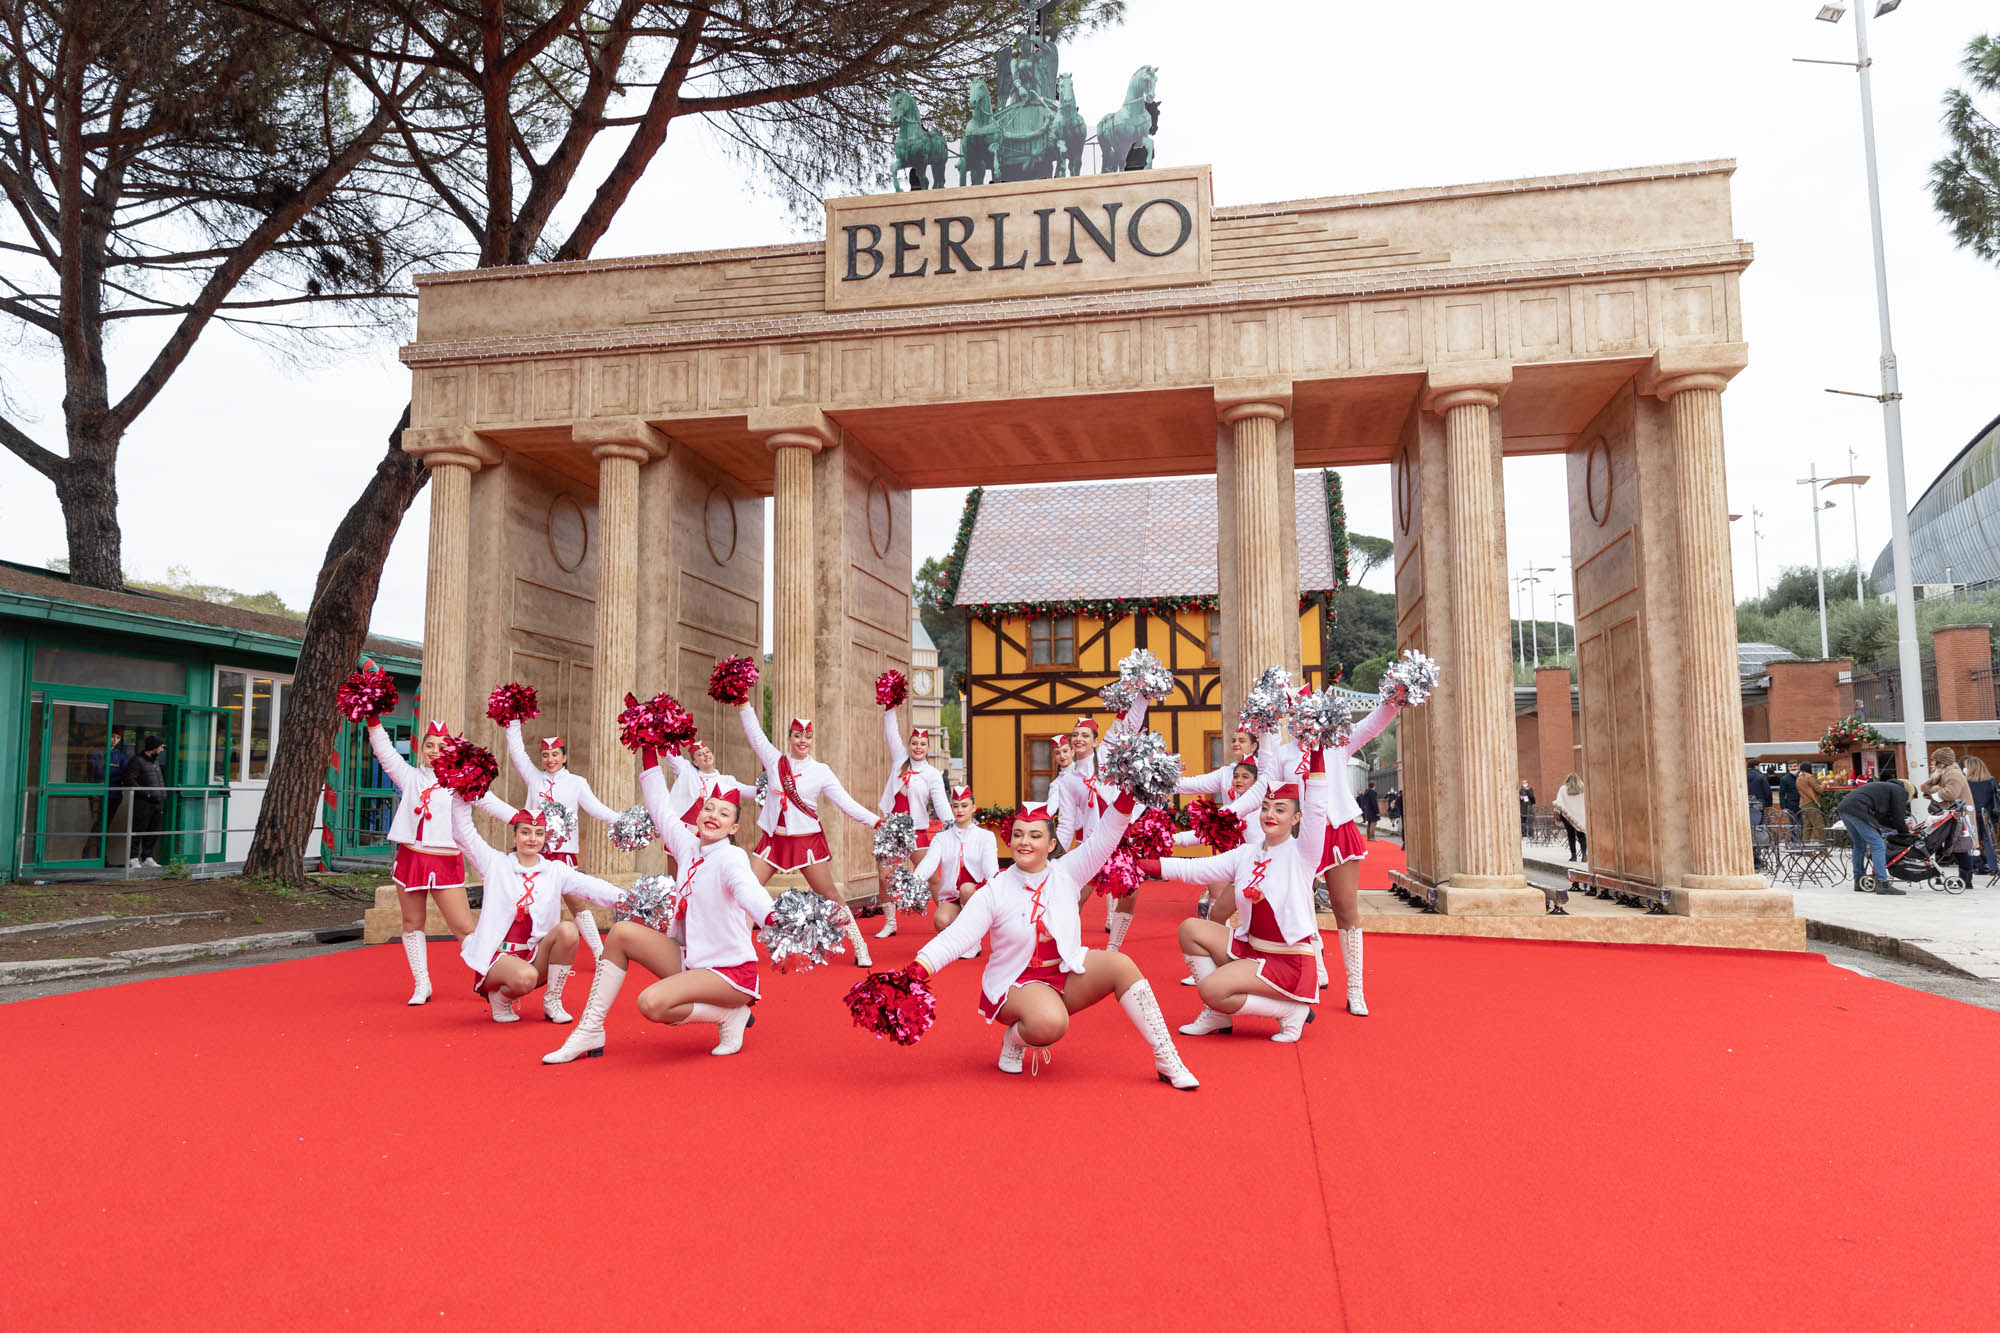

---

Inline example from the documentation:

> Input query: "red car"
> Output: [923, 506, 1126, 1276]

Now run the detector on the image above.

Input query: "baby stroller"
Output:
[1872, 807, 1957, 888]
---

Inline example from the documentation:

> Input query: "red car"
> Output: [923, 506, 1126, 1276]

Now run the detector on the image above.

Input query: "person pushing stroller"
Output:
[1836, 778, 1917, 896]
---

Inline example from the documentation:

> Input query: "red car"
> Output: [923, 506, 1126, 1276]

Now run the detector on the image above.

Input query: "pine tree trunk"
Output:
[56, 441, 124, 590]
[243, 407, 428, 885]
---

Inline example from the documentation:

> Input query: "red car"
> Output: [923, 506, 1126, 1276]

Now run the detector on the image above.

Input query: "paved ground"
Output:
[0, 940, 366, 1004]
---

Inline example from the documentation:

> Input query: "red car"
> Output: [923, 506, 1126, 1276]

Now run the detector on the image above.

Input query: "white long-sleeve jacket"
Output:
[501, 721, 620, 856]
[638, 762, 778, 971]
[739, 704, 877, 838]
[1256, 701, 1398, 829]
[1172, 775, 1268, 847]
[368, 724, 510, 852]
[877, 706, 951, 825]
[911, 821, 1001, 890]
[1053, 697, 1149, 851]
[1153, 765, 1329, 948]
[917, 793, 1134, 1012]
[668, 752, 745, 826]
[450, 797, 623, 977]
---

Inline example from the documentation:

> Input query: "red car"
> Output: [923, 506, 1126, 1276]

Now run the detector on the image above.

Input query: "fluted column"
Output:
[762, 418, 831, 739]
[403, 426, 498, 735]
[1644, 346, 1764, 893]
[1216, 381, 1292, 692]
[1423, 365, 1532, 907]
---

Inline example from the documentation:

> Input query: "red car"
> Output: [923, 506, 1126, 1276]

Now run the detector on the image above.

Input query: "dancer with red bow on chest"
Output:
[907, 784, 1199, 1089]
[907, 784, 997, 956]
[1053, 699, 1150, 949]
[665, 739, 745, 855]
[447, 795, 626, 1026]
[499, 720, 621, 961]
[873, 678, 952, 940]
[366, 716, 511, 1006]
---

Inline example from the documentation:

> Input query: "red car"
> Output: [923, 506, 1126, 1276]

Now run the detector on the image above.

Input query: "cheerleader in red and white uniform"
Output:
[448, 796, 625, 1025]
[873, 702, 952, 939]
[544, 753, 774, 1063]
[1177, 727, 1259, 801]
[1142, 754, 1332, 1042]
[1258, 695, 1401, 1016]
[366, 717, 511, 1005]
[1052, 701, 1149, 947]
[665, 740, 745, 846]
[908, 784, 997, 956]
[910, 788, 1197, 1088]
[500, 721, 621, 961]
[739, 702, 882, 966]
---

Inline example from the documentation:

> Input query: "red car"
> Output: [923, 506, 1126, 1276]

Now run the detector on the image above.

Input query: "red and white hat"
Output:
[539, 735, 566, 751]
[1268, 783, 1302, 802]
[1017, 802, 1055, 825]
[910, 726, 931, 740]
[1072, 716, 1099, 733]
[509, 808, 549, 828]
[788, 717, 814, 734]
[423, 720, 452, 739]
[949, 784, 973, 802]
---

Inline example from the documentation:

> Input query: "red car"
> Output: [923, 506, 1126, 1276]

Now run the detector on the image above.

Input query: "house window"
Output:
[215, 668, 289, 781]
[1024, 735, 1059, 803]
[1027, 614, 1076, 667]
[1205, 609, 1222, 665]
[1205, 730, 1225, 773]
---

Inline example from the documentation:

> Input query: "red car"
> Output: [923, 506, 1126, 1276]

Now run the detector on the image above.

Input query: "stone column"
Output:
[573, 418, 667, 877]
[1423, 365, 1535, 911]
[1641, 346, 1770, 900]
[1216, 381, 1293, 688]
[754, 410, 836, 741]
[402, 426, 498, 734]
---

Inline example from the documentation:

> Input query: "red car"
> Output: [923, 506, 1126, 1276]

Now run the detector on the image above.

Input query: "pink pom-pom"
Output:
[708, 655, 759, 707]
[484, 681, 540, 726]
[618, 691, 698, 754]
[843, 968, 937, 1046]
[433, 738, 500, 802]
[1095, 847, 1146, 898]
[335, 666, 399, 723]
[875, 669, 908, 708]
[1187, 797, 1247, 852]
[1121, 807, 1177, 861]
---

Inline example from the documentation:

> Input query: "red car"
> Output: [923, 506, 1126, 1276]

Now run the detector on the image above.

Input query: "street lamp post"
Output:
[1519, 566, 1554, 668]
[1802, 0, 1927, 777]
[1822, 464, 1870, 599]
[1798, 465, 1838, 658]
[1512, 578, 1526, 669]
[1552, 590, 1572, 658]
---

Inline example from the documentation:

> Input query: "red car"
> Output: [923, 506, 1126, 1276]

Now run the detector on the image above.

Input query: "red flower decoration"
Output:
[708, 655, 759, 707]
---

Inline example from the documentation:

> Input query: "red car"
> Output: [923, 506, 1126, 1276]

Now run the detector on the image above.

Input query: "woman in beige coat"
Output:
[1922, 748, 1978, 889]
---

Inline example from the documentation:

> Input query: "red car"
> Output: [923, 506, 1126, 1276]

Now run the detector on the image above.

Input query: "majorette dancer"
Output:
[545, 751, 775, 1063]
[1053, 700, 1150, 949]
[447, 795, 625, 1026]
[1177, 726, 1260, 802]
[907, 784, 997, 958]
[1171, 755, 1269, 984]
[366, 716, 512, 1005]
[665, 739, 745, 849]
[1140, 751, 1332, 1042]
[1258, 693, 1401, 1016]
[500, 720, 621, 962]
[908, 785, 1198, 1089]
[873, 701, 952, 939]
[738, 700, 883, 967]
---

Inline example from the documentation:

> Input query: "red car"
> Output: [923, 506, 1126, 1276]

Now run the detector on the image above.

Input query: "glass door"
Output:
[172, 706, 233, 864]
[29, 696, 113, 869]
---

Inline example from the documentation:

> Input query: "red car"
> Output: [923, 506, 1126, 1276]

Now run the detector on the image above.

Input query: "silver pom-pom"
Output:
[1380, 649, 1441, 709]
[754, 772, 771, 807]
[1117, 648, 1175, 704]
[889, 865, 931, 912]
[537, 798, 574, 849]
[762, 888, 847, 972]
[608, 803, 656, 853]
[873, 812, 917, 864]
[1237, 665, 1293, 736]
[1099, 676, 1139, 716]
[1096, 728, 1183, 809]
[1289, 689, 1355, 753]
[613, 873, 682, 934]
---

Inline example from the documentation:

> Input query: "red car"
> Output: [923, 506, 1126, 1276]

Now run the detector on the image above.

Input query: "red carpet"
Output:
[5, 878, 1998, 1331]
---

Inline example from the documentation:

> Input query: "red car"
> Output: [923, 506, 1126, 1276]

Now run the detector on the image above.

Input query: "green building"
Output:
[0, 561, 422, 880]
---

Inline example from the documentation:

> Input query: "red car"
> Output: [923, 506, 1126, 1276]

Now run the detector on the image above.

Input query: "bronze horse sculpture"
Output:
[891, 89, 947, 190]
[1054, 73, 1087, 178]
[959, 78, 999, 187]
[1096, 65, 1160, 173]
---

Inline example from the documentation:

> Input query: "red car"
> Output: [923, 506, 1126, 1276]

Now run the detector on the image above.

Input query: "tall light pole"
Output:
[1798, 465, 1837, 657]
[1520, 565, 1554, 668]
[1512, 577, 1526, 668]
[1751, 505, 1766, 600]
[1801, 0, 1927, 777]
[1822, 463, 1870, 600]
[1551, 590, 1572, 658]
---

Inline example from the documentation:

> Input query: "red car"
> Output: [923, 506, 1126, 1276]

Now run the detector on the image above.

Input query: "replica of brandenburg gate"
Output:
[400, 159, 1801, 949]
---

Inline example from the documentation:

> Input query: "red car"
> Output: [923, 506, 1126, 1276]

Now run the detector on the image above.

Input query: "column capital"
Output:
[749, 406, 836, 452]
[1422, 360, 1512, 414]
[1639, 343, 1749, 401]
[1214, 377, 1292, 424]
[572, 416, 669, 462]
[400, 424, 500, 472]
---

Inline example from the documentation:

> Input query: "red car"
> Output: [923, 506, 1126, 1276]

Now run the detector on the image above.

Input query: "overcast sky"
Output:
[5, 0, 1996, 644]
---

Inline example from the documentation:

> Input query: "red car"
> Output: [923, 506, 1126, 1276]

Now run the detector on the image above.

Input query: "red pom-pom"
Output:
[335, 666, 398, 723]
[1121, 807, 1177, 861]
[484, 681, 540, 726]
[843, 967, 936, 1046]
[875, 669, 908, 708]
[1187, 797, 1247, 852]
[618, 691, 698, 754]
[432, 738, 500, 802]
[708, 655, 759, 707]
[1094, 847, 1146, 898]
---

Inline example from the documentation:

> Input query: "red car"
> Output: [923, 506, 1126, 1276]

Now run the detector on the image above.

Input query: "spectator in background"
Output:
[1921, 747, 1978, 891]
[1358, 781, 1381, 842]
[1553, 772, 1587, 863]
[1779, 762, 1801, 820]
[1746, 761, 1773, 871]
[1835, 777, 1914, 895]
[1796, 764, 1827, 838]
[1519, 779, 1536, 836]
[1961, 755, 1997, 873]
[1386, 789, 1403, 834]
[123, 735, 166, 869]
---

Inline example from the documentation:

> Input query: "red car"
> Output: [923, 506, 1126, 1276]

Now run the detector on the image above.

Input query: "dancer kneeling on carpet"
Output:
[905, 786, 1199, 1089]
[873, 697, 952, 940]
[740, 700, 882, 967]
[546, 751, 773, 1064]
[1141, 752, 1331, 1042]
[449, 796, 625, 1025]
[500, 719, 621, 963]
[908, 784, 997, 958]
[368, 716, 512, 1006]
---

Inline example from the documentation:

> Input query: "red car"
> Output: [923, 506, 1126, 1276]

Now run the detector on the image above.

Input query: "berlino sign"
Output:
[823, 165, 1211, 313]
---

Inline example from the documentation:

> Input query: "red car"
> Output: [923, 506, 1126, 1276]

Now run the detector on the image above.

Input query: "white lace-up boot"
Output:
[683, 1001, 753, 1056]
[1237, 993, 1310, 1042]
[542, 963, 574, 1023]
[1177, 1006, 1234, 1036]
[843, 908, 873, 968]
[1105, 909, 1134, 953]
[401, 930, 431, 1005]
[544, 961, 623, 1063]
[572, 907, 604, 961]
[1102, 896, 1115, 932]
[1181, 951, 1215, 988]
[997, 1022, 1028, 1074]
[1314, 933, 1331, 990]
[1118, 980, 1198, 1089]
[1339, 928, 1368, 1016]
[875, 903, 899, 939]
[489, 990, 520, 1023]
